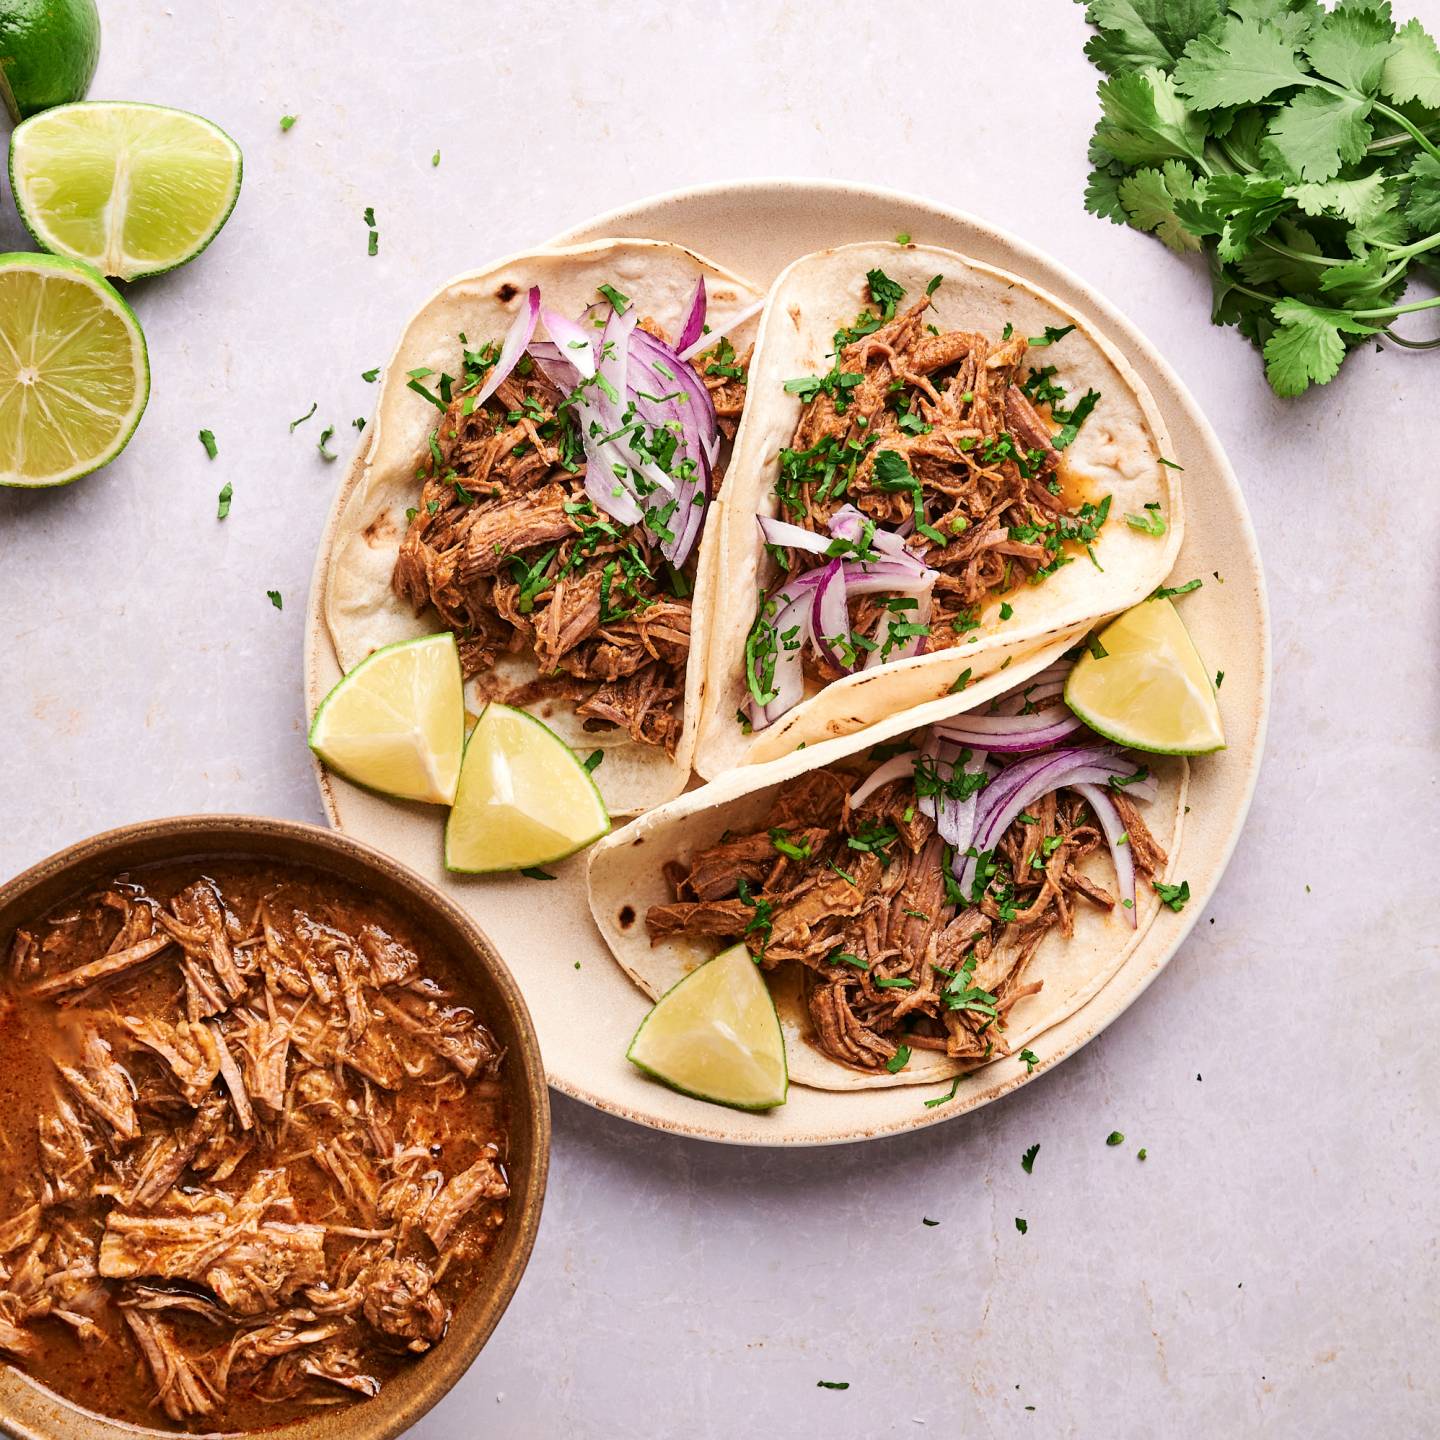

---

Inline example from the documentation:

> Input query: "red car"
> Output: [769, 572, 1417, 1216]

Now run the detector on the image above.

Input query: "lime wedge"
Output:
[309, 634, 464, 805]
[627, 943, 788, 1111]
[445, 704, 610, 873]
[0, 0, 100, 122]
[10, 101, 242, 280]
[0, 251, 148, 488]
[1065, 597, 1225, 755]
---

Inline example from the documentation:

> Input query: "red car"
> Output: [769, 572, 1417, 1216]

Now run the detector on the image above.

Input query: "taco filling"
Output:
[744, 268, 1110, 729]
[649, 662, 1169, 1074]
[392, 281, 752, 754]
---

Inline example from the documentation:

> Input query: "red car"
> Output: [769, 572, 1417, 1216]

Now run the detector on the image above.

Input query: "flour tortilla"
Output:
[694, 241, 1183, 780]
[323, 239, 765, 816]
[590, 637, 1188, 1090]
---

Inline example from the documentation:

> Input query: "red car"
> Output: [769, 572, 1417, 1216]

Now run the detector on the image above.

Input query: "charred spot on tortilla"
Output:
[363, 511, 396, 545]
[495, 281, 518, 302]
[618, 905, 636, 929]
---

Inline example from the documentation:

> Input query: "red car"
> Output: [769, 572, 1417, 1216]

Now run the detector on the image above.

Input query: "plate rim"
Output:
[303, 177, 1272, 1145]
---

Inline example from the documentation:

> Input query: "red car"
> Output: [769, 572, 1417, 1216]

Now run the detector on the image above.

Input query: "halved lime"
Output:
[10, 101, 242, 280]
[1065, 597, 1225, 755]
[627, 943, 788, 1111]
[0, 0, 100, 122]
[0, 251, 148, 488]
[445, 703, 610, 873]
[309, 633, 464, 805]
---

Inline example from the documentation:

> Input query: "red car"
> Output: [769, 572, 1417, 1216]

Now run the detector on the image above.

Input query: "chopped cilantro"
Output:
[1020, 1048, 1039, 1074]
[598, 283, 629, 314]
[361, 368, 380, 382]
[279, 114, 296, 131]
[1106, 1131, 1125, 1147]
[1028, 324, 1075, 347]
[197, 429, 217, 459]
[1154, 879, 1190, 912]
[289, 402, 317, 431]
[216, 482, 232, 520]
[266, 590, 283, 610]
[1015, 1217, 1028, 1234]
[317, 425, 337, 461]
[1021, 1143, 1039, 1174]
[583, 750, 604, 773]
[521, 867, 558, 881]
[885, 1046, 912, 1074]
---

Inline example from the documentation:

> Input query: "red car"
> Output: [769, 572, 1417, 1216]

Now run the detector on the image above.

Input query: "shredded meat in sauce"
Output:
[647, 759, 1165, 1074]
[0, 862, 509, 1431]
[769, 280, 1107, 679]
[392, 326, 748, 754]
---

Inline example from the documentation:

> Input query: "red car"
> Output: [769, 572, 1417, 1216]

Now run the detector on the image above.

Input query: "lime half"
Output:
[1065, 597, 1225, 755]
[627, 943, 788, 1111]
[0, 0, 100, 122]
[0, 251, 148, 488]
[10, 101, 242, 280]
[445, 704, 610, 873]
[309, 633, 465, 805]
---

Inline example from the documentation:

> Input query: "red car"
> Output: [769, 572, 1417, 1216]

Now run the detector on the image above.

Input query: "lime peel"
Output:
[1065, 597, 1225, 756]
[0, 251, 148, 489]
[444, 703, 610, 873]
[627, 942, 788, 1112]
[309, 633, 464, 805]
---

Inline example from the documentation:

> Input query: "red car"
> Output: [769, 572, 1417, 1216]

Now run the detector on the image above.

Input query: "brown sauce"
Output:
[0, 859, 510, 1432]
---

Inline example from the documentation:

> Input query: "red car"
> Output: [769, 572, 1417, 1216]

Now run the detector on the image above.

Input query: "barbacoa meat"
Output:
[771, 272, 1109, 677]
[391, 326, 748, 755]
[0, 864, 512, 1431]
[646, 748, 1166, 1074]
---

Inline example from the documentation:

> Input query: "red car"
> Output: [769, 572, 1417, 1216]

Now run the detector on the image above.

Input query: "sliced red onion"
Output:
[676, 297, 766, 364]
[915, 733, 988, 855]
[847, 750, 919, 809]
[758, 514, 837, 556]
[810, 561, 850, 670]
[472, 285, 539, 409]
[1072, 783, 1138, 928]
[539, 306, 596, 379]
[932, 704, 1086, 754]
[953, 747, 1139, 898]
[863, 586, 933, 671]
[675, 278, 707, 355]
[749, 587, 813, 729]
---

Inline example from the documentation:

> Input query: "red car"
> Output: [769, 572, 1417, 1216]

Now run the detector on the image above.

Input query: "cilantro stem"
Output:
[1367, 125, 1440, 155]
[1383, 328, 1440, 349]
[1255, 236, 1347, 267]
[1348, 294, 1440, 321]
[1369, 100, 1440, 168]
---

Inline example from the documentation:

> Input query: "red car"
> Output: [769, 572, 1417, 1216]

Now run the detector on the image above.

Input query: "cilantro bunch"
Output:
[1081, 0, 1440, 393]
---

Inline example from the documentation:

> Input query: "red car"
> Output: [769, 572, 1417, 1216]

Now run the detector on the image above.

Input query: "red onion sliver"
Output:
[758, 514, 836, 556]
[676, 297, 766, 363]
[1072, 783, 1138, 928]
[810, 561, 850, 671]
[539, 306, 595, 378]
[472, 285, 540, 410]
[847, 751, 919, 809]
[675, 278, 707, 355]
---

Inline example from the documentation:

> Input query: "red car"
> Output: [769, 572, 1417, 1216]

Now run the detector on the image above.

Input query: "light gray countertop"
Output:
[2, 2, 1436, 1435]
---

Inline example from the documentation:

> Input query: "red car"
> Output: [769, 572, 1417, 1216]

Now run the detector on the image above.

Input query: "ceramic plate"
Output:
[303, 181, 1269, 1146]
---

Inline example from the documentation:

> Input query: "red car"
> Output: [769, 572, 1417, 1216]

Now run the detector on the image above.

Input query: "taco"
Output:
[590, 648, 1187, 1090]
[324, 239, 765, 815]
[695, 241, 1183, 777]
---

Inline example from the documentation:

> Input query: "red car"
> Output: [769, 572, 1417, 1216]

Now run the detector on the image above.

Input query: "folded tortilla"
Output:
[590, 638, 1188, 1091]
[323, 239, 765, 816]
[695, 241, 1183, 779]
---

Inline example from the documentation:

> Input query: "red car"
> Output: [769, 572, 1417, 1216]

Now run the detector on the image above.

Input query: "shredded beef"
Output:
[772, 279, 1109, 671]
[645, 750, 1165, 1074]
[391, 332, 748, 755]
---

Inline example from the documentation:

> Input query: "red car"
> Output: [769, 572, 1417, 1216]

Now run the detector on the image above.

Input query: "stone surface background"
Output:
[2, 2, 1436, 1435]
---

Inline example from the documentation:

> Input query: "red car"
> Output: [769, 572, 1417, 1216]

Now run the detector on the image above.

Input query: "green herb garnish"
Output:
[198, 429, 217, 459]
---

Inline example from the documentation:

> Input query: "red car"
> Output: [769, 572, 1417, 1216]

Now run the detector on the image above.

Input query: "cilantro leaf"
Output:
[1173, 15, 1309, 108]
[1085, 163, 1132, 224]
[1082, 0, 1225, 76]
[1266, 88, 1373, 183]
[1094, 69, 1208, 167]
[1286, 172, 1393, 226]
[1119, 162, 1205, 252]
[1021, 1143, 1040, 1174]
[1382, 16, 1440, 107]
[1405, 153, 1440, 234]
[1303, 4, 1396, 96]
[1262, 298, 1378, 394]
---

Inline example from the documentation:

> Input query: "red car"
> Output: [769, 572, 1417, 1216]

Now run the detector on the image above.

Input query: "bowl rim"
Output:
[0, 813, 551, 1440]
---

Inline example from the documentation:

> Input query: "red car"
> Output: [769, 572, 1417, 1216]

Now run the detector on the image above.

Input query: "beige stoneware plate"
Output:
[304, 181, 1270, 1146]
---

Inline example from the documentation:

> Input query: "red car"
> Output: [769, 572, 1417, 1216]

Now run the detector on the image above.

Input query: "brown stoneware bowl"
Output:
[0, 815, 550, 1440]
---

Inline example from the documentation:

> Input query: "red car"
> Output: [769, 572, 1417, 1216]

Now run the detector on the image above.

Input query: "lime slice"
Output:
[445, 704, 610, 873]
[10, 101, 242, 280]
[309, 634, 464, 805]
[0, 0, 100, 122]
[627, 943, 788, 1111]
[0, 251, 148, 489]
[1065, 597, 1225, 755]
